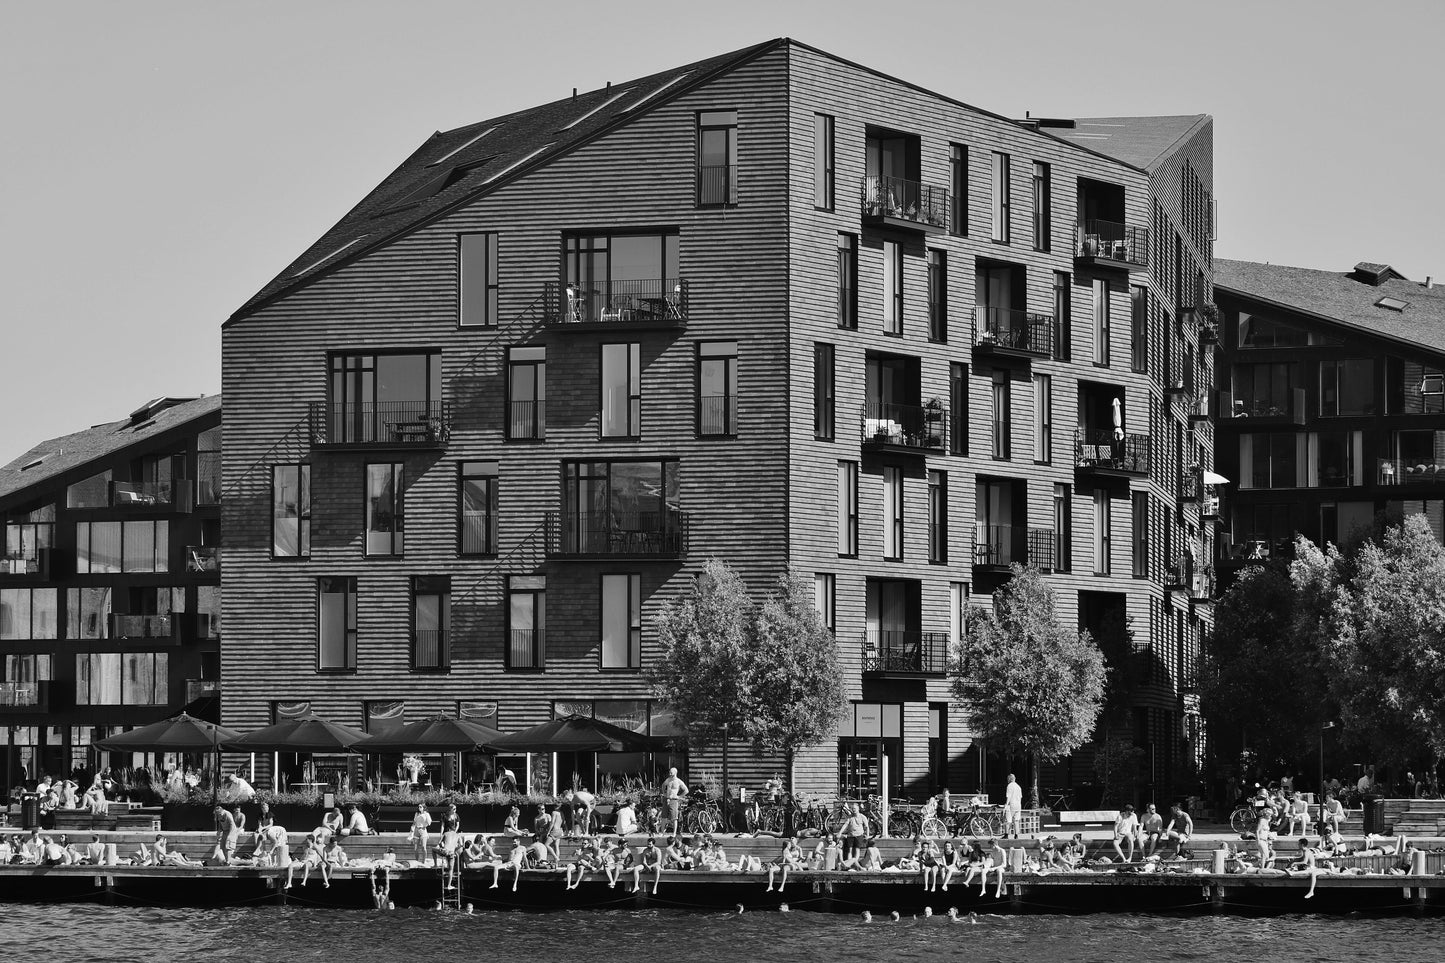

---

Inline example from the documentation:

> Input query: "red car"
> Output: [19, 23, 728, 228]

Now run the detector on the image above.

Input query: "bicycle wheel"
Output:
[987, 813, 1006, 836]
[694, 808, 717, 834]
[1230, 807, 1252, 835]
[760, 805, 784, 834]
[920, 816, 948, 838]
[893, 811, 921, 838]
[965, 814, 989, 836]
[825, 806, 850, 835]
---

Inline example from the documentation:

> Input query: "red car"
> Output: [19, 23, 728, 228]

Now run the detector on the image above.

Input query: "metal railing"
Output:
[1027, 527, 1058, 570]
[698, 164, 734, 206]
[111, 480, 173, 507]
[1378, 458, 1445, 486]
[861, 629, 950, 676]
[700, 394, 737, 435]
[860, 174, 950, 231]
[508, 400, 545, 439]
[0, 681, 46, 708]
[1074, 429, 1151, 475]
[859, 402, 946, 451]
[109, 614, 173, 639]
[971, 306, 1054, 358]
[972, 523, 1049, 568]
[310, 400, 450, 446]
[509, 629, 541, 669]
[412, 629, 448, 670]
[1186, 389, 1215, 420]
[1224, 387, 1306, 423]
[545, 511, 687, 556]
[1076, 219, 1148, 266]
[186, 545, 221, 573]
[543, 278, 689, 326]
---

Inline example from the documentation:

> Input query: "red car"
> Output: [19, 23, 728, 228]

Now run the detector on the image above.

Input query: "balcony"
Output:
[1179, 474, 1202, 504]
[1074, 429, 1151, 478]
[186, 545, 221, 574]
[1, 546, 56, 579]
[543, 279, 688, 329]
[0, 681, 49, 713]
[309, 401, 451, 449]
[1164, 554, 1193, 592]
[111, 480, 192, 511]
[545, 511, 687, 558]
[1378, 458, 1445, 487]
[971, 306, 1054, 363]
[861, 630, 950, 677]
[972, 523, 1055, 572]
[185, 678, 221, 703]
[108, 613, 178, 642]
[860, 402, 946, 455]
[1202, 493, 1221, 520]
[1222, 388, 1307, 426]
[1075, 219, 1148, 271]
[1186, 389, 1215, 422]
[860, 174, 949, 234]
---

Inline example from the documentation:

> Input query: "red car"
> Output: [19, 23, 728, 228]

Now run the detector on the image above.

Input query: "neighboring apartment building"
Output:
[220, 38, 1214, 803]
[1213, 259, 1445, 569]
[0, 396, 222, 783]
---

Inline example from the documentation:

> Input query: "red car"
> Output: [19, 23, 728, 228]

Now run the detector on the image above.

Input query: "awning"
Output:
[1202, 470, 1231, 485]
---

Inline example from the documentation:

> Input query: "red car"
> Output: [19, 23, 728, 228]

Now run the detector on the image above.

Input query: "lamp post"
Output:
[1318, 721, 1336, 798]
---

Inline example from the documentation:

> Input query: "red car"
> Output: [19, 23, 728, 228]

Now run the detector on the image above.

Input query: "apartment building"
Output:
[1213, 259, 1445, 570]
[220, 38, 1214, 803]
[0, 396, 222, 784]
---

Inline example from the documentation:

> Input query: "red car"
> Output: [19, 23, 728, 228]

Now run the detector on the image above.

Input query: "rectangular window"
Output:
[949, 144, 968, 236]
[697, 110, 737, 206]
[949, 581, 969, 648]
[75, 653, 167, 706]
[563, 232, 680, 323]
[197, 584, 221, 640]
[318, 577, 357, 671]
[0, 588, 58, 640]
[814, 573, 836, 633]
[950, 362, 968, 456]
[66, 470, 111, 509]
[507, 575, 546, 669]
[1032, 161, 1050, 251]
[601, 343, 642, 437]
[837, 461, 859, 556]
[990, 152, 1010, 243]
[814, 343, 835, 441]
[928, 470, 947, 563]
[699, 342, 738, 436]
[272, 465, 311, 558]
[1131, 284, 1148, 374]
[1241, 433, 1302, 489]
[992, 371, 1010, 459]
[328, 352, 443, 445]
[561, 461, 680, 553]
[813, 113, 834, 210]
[1093, 489, 1111, 575]
[928, 248, 947, 342]
[1053, 271, 1071, 362]
[459, 232, 499, 327]
[1054, 483, 1071, 573]
[365, 463, 404, 556]
[1033, 373, 1052, 464]
[459, 461, 498, 556]
[837, 233, 858, 329]
[883, 240, 902, 335]
[1093, 277, 1110, 366]
[601, 573, 642, 670]
[195, 426, 221, 506]
[75, 521, 168, 573]
[883, 466, 903, 560]
[65, 587, 111, 639]
[1132, 491, 1149, 578]
[507, 346, 546, 439]
[1320, 359, 1376, 416]
[412, 576, 451, 671]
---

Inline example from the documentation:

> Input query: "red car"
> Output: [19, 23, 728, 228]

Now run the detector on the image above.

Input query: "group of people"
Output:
[1108, 804, 1195, 862]
[0, 829, 108, 866]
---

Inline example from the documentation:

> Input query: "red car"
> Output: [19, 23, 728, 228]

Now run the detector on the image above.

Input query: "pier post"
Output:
[103, 875, 115, 906]
[1210, 884, 1224, 912]
[1211, 847, 1226, 874]
[1411, 849, 1426, 876]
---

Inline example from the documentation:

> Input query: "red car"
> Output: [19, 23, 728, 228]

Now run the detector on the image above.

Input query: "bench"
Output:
[115, 809, 163, 833]
[374, 806, 415, 834]
[1058, 809, 1121, 826]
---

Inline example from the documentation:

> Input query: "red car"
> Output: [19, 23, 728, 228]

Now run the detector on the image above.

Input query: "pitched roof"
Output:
[0, 394, 221, 506]
[1214, 258, 1445, 356]
[1050, 115, 1210, 171]
[227, 39, 783, 323]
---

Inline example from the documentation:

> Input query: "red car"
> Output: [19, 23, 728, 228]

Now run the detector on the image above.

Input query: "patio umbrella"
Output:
[92, 712, 242, 803]
[221, 715, 370, 753]
[487, 713, 663, 753]
[357, 713, 505, 752]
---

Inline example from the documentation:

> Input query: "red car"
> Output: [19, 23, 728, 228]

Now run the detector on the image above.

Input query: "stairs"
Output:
[1386, 799, 1445, 835]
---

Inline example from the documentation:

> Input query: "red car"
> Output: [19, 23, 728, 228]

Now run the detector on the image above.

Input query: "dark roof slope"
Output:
[0, 394, 221, 505]
[1214, 258, 1445, 355]
[1052, 115, 1209, 171]
[228, 39, 782, 323]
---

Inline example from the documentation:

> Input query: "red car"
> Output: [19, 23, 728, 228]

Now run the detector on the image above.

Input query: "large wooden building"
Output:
[220, 39, 1216, 803]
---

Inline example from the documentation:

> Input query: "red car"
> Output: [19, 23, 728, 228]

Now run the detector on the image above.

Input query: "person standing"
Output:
[840, 803, 867, 864]
[1003, 773, 1023, 839]
[662, 767, 689, 836]
[211, 804, 238, 865]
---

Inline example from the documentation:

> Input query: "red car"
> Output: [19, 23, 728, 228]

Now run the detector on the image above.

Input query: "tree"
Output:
[952, 565, 1108, 808]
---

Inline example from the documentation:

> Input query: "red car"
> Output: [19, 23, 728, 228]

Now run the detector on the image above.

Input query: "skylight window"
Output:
[482, 145, 553, 184]
[19, 456, 45, 471]
[380, 159, 493, 215]
[1375, 296, 1409, 312]
[622, 73, 691, 112]
[293, 235, 369, 277]
[428, 126, 499, 167]
[559, 89, 633, 131]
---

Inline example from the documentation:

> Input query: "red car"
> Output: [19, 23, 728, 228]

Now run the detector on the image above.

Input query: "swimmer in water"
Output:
[968, 911, 979, 924]
[464, 903, 474, 914]
[735, 903, 745, 914]
[923, 906, 933, 917]
[779, 903, 790, 912]
[861, 910, 872, 922]
[889, 910, 900, 922]
[946, 907, 958, 920]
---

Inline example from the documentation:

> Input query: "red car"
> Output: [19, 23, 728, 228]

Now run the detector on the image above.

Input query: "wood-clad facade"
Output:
[221, 39, 1214, 805]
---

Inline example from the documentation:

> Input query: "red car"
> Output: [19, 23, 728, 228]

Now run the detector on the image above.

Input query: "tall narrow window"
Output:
[837, 461, 859, 556]
[990, 152, 1010, 243]
[697, 110, 737, 206]
[813, 113, 834, 210]
[412, 576, 451, 671]
[1093, 277, 1111, 366]
[928, 248, 947, 342]
[698, 342, 738, 436]
[1131, 284, 1148, 374]
[507, 346, 546, 440]
[1032, 161, 1050, 251]
[601, 573, 642, 670]
[1093, 489, 1111, 575]
[1053, 271, 1071, 362]
[196, 426, 221, 506]
[459, 461, 497, 556]
[992, 371, 1011, 459]
[1033, 373, 1052, 464]
[272, 465, 311, 558]
[1054, 483, 1071, 573]
[1132, 491, 1149, 578]
[949, 144, 968, 236]
[814, 343, 835, 441]
[459, 232, 499, 326]
[601, 343, 641, 437]
[883, 466, 903, 560]
[883, 240, 902, 335]
[507, 575, 546, 669]
[365, 464, 404, 556]
[928, 470, 947, 563]
[318, 577, 357, 671]
[950, 362, 968, 456]
[836, 234, 858, 329]
[949, 581, 969, 649]
[814, 573, 836, 633]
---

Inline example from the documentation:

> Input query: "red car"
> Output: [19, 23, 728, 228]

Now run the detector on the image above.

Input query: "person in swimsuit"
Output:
[494, 836, 528, 892]
[765, 837, 804, 893]
[917, 836, 941, 891]
[634, 837, 664, 894]
[607, 837, 635, 888]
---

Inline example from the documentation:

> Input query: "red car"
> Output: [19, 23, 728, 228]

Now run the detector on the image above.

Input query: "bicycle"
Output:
[681, 795, 721, 834]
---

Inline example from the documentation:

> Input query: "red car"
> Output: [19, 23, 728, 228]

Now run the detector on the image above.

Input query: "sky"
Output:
[2, 0, 1442, 463]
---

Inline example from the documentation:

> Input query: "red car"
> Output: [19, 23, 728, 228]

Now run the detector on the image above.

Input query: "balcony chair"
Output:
[565, 286, 584, 323]
[664, 283, 683, 320]
[601, 294, 633, 323]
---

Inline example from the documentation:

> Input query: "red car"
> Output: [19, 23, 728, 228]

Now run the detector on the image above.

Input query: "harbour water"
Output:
[1, 904, 1439, 962]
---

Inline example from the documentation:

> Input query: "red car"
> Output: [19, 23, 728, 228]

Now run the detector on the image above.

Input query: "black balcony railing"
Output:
[698, 164, 734, 206]
[860, 402, 946, 452]
[1225, 388, 1306, 424]
[544, 279, 689, 326]
[973, 523, 1034, 568]
[1074, 429, 1151, 475]
[860, 174, 950, 231]
[971, 306, 1054, 359]
[0, 680, 48, 710]
[508, 400, 545, 439]
[310, 400, 450, 447]
[1165, 553, 1193, 590]
[1027, 527, 1058, 571]
[111, 480, 173, 507]
[546, 511, 687, 557]
[509, 629, 541, 670]
[412, 630, 448, 670]
[1378, 458, 1445, 486]
[186, 545, 221, 573]
[861, 629, 950, 676]
[109, 614, 174, 639]
[700, 394, 737, 435]
[1186, 389, 1214, 421]
[1076, 219, 1148, 267]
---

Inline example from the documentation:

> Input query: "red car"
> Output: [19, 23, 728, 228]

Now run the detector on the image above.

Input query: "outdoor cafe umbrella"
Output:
[92, 711, 242, 802]
[486, 713, 663, 753]
[356, 713, 506, 752]
[221, 715, 370, 753]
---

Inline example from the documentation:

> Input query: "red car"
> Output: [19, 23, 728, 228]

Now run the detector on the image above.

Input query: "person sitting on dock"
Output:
[1318, 792, 1345, 836]
[701, 836, 731, 871]
[613, 798, 639, 837]
[939, 840, 964, 889]
[84, 834, 106, 865]
[765, 837, 805, 893]
[16, 829, 43, 865]
[565, 837, 605, 889]
[317, 806, 344, 842]
[634, 836, 665, 894]
[1139, 803, 1165, 857]
[606, 836, 635, 888]
[501, 805, 524, 837]
[524, 832, 554, 871]
[1289, 837, 1331, 898]
[318, 835, 348, 886]
[40, 834, 75, 867]
[664, 835, 693, 870]
[1284, 792, 1310, 836]
[463, 833, 501, 870]
[1111, 805, 1140, 862]
[490, 836, 525, 891]
[342, 803, 374, 837]
[917, 836, 942, 891]
[283, 835, 318, 888]
[960, 839, 1007, 898]
[1061, 833, 1087, 868]
[81, 775, 108, 815]
[1164, 805, 1193, 858]
[252, 802, 274, 851]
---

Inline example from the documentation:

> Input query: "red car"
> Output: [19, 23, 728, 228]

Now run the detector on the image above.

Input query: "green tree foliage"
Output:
[1093, 734, 1145, 807]
[952, 565, 1108, 807]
